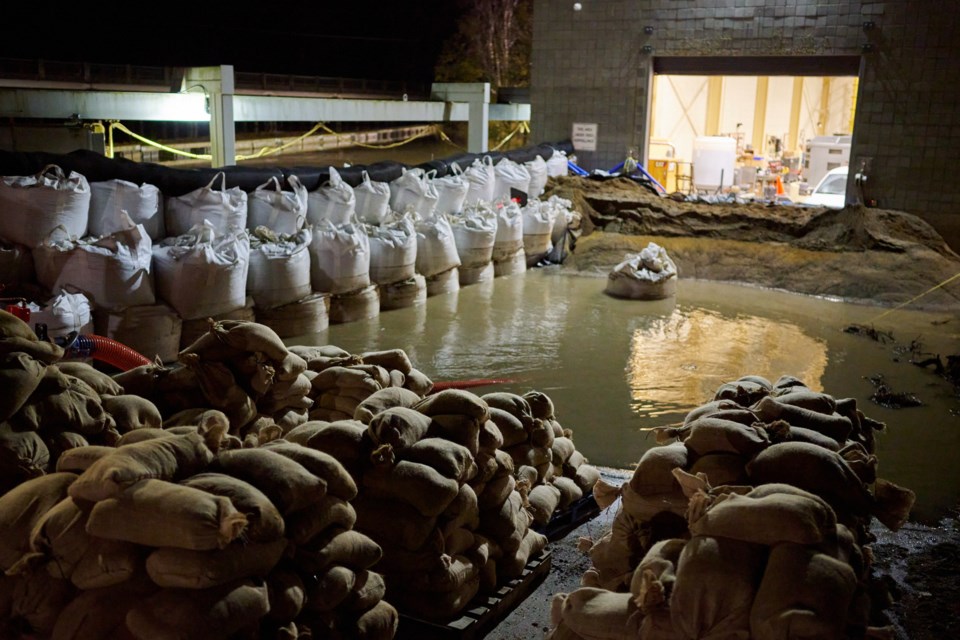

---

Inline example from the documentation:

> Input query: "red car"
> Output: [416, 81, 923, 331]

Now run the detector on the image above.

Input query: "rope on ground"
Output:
[869, 270, 960, 323]
[107, 122, 213, 160]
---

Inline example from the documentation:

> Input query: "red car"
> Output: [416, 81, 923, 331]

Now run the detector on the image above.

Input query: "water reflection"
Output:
[300, 269, 959, 523]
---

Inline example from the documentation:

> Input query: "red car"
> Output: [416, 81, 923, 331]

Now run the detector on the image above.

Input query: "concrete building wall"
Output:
[532, 0, 960, 250]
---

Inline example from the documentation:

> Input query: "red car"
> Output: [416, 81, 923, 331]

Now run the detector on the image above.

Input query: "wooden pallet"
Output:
[396, 550, 552, 640]
[534, 493, 601, 542]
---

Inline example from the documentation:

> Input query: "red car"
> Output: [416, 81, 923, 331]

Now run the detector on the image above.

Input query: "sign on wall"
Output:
[572, 123, 598, 151]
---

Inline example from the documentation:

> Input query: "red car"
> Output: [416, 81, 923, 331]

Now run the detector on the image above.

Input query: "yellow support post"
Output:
[706, 77, 723, 137]
[818, 77, 832, 135]
[788, 77, 804, 154]
[752, 77, 769, 156]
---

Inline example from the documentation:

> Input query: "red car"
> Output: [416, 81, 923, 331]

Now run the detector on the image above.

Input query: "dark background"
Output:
[0, 2, 463, 82]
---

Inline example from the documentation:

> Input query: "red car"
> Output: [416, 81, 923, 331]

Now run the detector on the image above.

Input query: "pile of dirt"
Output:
[544, 176, 960, 310]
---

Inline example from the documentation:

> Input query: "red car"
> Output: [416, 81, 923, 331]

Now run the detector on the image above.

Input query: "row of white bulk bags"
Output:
[307, 166, 356, 226]
[27, 289, 93, 340]
[390, 168, 439, 217]
[247, 227, 313, 309]
[355, 171, 391, 225]
[525, 155, 549, 199]
[415, 214, 461, 278]
[367, 213, 417, 285]
[494, 158, 532, 203]
[309, 219, 370, 295]
[153, 221, 250, 320]
[0, 165, 90, 247]
[463, 156, 496, 206]
[432, 165, 469, 216]
[248, 176, 307, 235]
[0, 237, 34, 283]
[34, 214, 155, 311]
[546, 150, 569, 177]
[449, 204, 497, 268]
[89, 179, 163, 240]
[165, 172, 248, 238]
[493, 200, 524, 261]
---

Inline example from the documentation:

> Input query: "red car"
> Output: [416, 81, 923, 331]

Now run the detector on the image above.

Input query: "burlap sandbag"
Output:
[478, 489, 530, 543]
[402, 436, 477, 482]
[363, 459, 460, 517]
[551, 436, 576, 466]
[713, 380, 769, 406]
[630, 442, 689, 496]
[587, 511, 646, 591]
[403, 368, 434, 395]
[361, 348, 413, 374]
[1, 308, 40, 340]
[766, 421, 841, 451]
[69, 535, 143, 589]
[441, 482, 480, 534]
[630, 538, 686, 614]
[342, 569, 387, 612]
[0, 352, 46, 421]
[312, 365, 382, 394]
[10, 495, 88, 580]
[7, 568, 76, 637]
[69, 432, 214, 502]
[125, 577, 270, 640]
[15, 369, 113, 436]
[50, 576, 157, 640]
[265, 566, 305, 623]
[425, 413, 481, 456]
[0, 422, 50, 482]
[684, 416, 770, 457]
[282, 420, 329, 445]
[179, 354, 258, 431]
[261, 440, 358, 500]
[477, 474, 516, 512]
[530, 418, 556, 449]
[669, 535, 766, 640]
[181, 472, 285, 543]
[397, 553, 479, 593]
[749, 543, 858, 640]
[286, 493, 357, 546]
[574, 463, 600, 494]
[368, 406, 432, 450]
[55, 362, 124, 396]
[86, 479, 247, 551]
[770, 389, 837, 414]
[54, 445, 115, 473]
[99, 394, 164, 434]
[752, 396, 852, 443]
[212, 447, 326, 514]
[445, 527, 476, 556]
[354, 386, 422, 424]
[295, 528, 382, 573]
[687, 452, 748, 487]
[388, 573, 481, 620]
[414, 389, 489, 421]
[552, 476, 584, 510]
[346, 599, 399, 640]
[556, 587, 641, 640]
[0, 334, 65, 364]
[0, 472, 76, 571]
[146, 536, 287, 589]
[354, 495, 440, 551]
[305, 564, 356, 612]
[305, 419, 369, 473]
[528, 483, 562, 526]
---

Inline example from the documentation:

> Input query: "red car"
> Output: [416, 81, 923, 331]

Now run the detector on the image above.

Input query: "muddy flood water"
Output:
[291, 268, 960, 524]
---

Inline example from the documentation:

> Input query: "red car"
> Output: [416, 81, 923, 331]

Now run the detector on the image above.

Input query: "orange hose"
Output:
[75, 334, 152, 371]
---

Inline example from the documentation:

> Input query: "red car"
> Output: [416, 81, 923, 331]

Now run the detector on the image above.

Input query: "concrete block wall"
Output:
[532, 0, 960, 250]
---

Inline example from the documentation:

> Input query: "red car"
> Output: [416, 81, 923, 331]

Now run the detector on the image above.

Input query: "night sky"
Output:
[0, 2, 463, 83]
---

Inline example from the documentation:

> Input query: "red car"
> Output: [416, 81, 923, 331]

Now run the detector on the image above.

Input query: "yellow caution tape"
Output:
[870, 270, 960, 323]
[491, 121, 531, 151]
[107, 121, 213, 160]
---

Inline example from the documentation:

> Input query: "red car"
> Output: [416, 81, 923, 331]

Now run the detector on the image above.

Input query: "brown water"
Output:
[291, 268, 960, 523]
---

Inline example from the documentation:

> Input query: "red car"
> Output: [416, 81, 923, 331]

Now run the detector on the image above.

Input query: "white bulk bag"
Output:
[28, 290, 93, 340]
[34, 216, 156, 311]
[605, 243, 678, 300]
[94, 303, 182, 363]
[247, 227, 313, 310]
[525, 156, 549, 199]
[306, 167, 356, 226]
[309, 220, 371, 295]
[493, 200, 524, 260]
[153, 222, 250, 320]
[389, 168, 439, 217]
[432, 165, 469, 216]
[0, 164, 90, 247]
[449, 204, 497, 268]
[248, 175, 307, 235]
[354, 171, 392, 225]
[463, 156, 496, 206]
[547, 195, 581, 245]
[0, 238, 34, 283]
[367, 214, 418, 285]
[546, 150, 569, 177]
[415, 214, 461, 278]
[89, 179, 163, 240]
[522, 200, 556, 263]
[493, 158, 532, 203]
[165, 172, 248, 237]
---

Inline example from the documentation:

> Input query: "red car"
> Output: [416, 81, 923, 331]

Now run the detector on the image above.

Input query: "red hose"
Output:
[79, 334, 152, 371]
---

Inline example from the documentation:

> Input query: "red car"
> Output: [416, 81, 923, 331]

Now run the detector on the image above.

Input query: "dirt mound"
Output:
[544, 176, 960, 310]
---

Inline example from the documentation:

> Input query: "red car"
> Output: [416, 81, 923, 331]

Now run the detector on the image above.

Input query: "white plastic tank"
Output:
[692, 136, 737, 191]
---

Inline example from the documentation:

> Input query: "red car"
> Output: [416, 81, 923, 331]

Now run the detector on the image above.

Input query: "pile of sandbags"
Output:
[548, 374, 913, 639]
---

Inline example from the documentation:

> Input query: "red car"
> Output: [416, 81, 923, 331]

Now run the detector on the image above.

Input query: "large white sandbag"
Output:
[153, 222, 250, 320]
[247, 175, 307, 235]
[546, 150, 569, 177]
[493, 158, 532, 202]
[306, 167, 356, 226]
[449, 203, 497, 268]
[0, 238, 34, 283]
[33, 216, 155, 311]
[165, 172, 248, 237]
[354, 171, 392, 225]
[309, 220, 371, 295]
[432, 165, 469, 216]
[463, 156, 496, 206]
[522, 199, 556, 265]
[27, 289, 93, 340]
[546, 195, 581, 246]
[89, 179, 163, 240]
[389, 168, 438, 217]
[0, 164, 90, 247]
[94, 303, 182, 363]
[525, 155, 549, 199]
[247, 227, 313, 309]
[415, 214, 461, 277]
[367, 214, 418, 285]
[492, 200, 524, 261]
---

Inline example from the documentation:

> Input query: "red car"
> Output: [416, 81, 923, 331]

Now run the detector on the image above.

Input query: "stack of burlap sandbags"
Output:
[0, 418, 398, 640]
[548, 374, 913, 639]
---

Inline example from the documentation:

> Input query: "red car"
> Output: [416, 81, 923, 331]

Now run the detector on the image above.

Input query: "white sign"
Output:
[572, 122, 598, 152]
